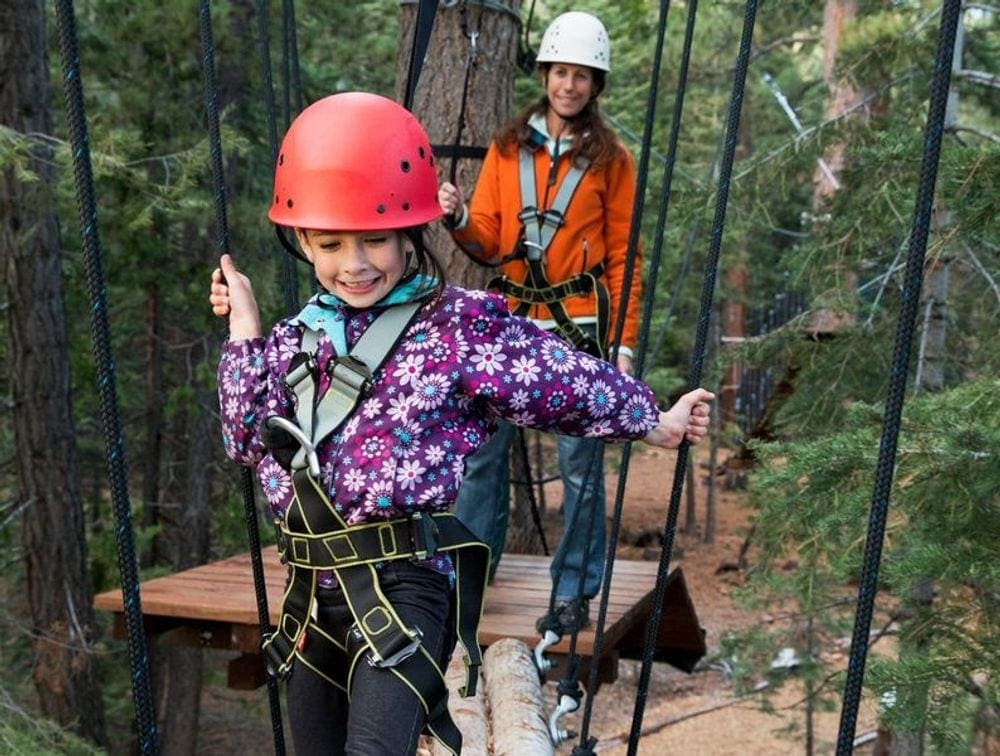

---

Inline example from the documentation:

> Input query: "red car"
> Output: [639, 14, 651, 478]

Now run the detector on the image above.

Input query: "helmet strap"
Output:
[275, 225, 310, 264]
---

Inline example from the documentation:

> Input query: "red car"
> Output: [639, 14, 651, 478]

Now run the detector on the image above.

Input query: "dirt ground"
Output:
[195, 443, 881, 755]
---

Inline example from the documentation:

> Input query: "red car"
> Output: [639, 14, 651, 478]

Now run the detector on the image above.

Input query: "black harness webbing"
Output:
[260, 302, 490, 755]
[488, 146, 611, 358]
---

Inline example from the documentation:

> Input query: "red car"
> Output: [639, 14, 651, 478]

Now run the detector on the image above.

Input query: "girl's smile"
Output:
[296, 229, 407, 308]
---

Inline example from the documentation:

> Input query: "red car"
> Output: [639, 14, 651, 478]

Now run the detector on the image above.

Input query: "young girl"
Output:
[437, 10, 643, 634]
[210, 91, 712, 756]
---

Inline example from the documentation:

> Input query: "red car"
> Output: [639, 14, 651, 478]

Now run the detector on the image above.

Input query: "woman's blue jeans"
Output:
[454, 419, 607, 600]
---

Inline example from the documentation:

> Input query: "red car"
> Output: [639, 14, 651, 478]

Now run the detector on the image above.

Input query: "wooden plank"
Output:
[94, 550, 675, 672]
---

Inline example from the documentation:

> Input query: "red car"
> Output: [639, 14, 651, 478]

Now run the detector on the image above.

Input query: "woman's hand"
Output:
[209, 254, 262, 340]
[643, 388, 715, 449]
[437, 181, 466, 220]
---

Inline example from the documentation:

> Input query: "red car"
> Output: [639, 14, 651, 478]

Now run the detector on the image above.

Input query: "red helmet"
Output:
[268, 92, 442, 230]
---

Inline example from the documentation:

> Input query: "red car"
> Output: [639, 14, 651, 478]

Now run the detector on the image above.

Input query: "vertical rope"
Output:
[578, 3, 699, 749]
[198, 2, 286, 753]
[254, 0, 299, 314]
[626, 2, 759, 753]
[52, 2, 158, 752]
[403, 0, 439, 110]
[835, 2, 961, 751]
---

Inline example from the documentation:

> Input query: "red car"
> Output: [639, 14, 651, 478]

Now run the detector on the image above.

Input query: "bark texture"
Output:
[396, 0, 522, 289]
[0, 0, 107, 745]
[482, 638, 552, 756]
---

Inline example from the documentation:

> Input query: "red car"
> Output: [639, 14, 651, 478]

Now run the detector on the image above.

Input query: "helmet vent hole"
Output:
[286, 199, 294, 208]
[376, 204, 386, 214]
[402, 202, 410, 211]
[400, 160, 411, 173]
[418, 146, 425, 159]
[278, 154, 284, 165]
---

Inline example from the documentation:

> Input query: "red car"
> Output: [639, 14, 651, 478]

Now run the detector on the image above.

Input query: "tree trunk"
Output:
[140, 282, 163, 568]
[0, 0, 107, 746]
[156, 389, 215, 753]
[813, 0, 860, 206]
[396, 0, 521, 289]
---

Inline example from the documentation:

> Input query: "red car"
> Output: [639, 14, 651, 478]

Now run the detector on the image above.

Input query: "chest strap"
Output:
[495, 148, 610, 358]
[517, 147, 588, 264]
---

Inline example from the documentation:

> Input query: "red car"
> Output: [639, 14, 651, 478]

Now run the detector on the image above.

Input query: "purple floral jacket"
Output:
[219, 285, 659, 532]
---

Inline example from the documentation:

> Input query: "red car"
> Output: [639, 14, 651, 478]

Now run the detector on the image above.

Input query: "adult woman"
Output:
[438, 11, 642, 633]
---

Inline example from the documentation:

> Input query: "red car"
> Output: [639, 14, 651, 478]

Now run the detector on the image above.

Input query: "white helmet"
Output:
[536, 11, 611, 73]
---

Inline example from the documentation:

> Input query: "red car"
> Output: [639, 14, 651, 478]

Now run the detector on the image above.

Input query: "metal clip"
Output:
[533, 628, 560, 675]
[264, 416, 320, 477]
[548, 690, 581, 745]
[408, 512, 439, 559]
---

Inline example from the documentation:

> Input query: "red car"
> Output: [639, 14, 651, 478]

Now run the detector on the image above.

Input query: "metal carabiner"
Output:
[264, 415, 320, 478]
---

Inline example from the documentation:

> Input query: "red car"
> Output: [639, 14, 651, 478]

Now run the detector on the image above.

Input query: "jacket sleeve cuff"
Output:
[441, 204, 468, 232]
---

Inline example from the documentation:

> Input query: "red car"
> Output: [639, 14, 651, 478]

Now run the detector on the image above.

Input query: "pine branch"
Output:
[946, 124, 1000, 144]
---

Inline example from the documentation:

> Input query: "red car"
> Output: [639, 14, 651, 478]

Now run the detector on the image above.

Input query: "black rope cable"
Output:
[627, 2, 758, 753]
[283, 0, 304, 115]
[447, 0, 485, 185]
[545, 2, 678, 750]
[513, 428, 550, 556]
[280, 0, 303, 308]
[403, 0, 440, 111]
[252, 0, 300, 314]
[198, 2, 286, 753]
[835, 2, 961, 751]
[53, 3, 159, 752]
[518, 0, 538, 73]
[578, 2, 700, 749]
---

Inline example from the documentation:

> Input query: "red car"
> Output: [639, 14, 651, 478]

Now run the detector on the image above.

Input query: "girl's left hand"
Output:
[643, 388, 715, 449]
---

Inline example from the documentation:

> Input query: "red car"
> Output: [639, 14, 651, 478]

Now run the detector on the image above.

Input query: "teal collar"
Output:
[292, 274, 437, 355]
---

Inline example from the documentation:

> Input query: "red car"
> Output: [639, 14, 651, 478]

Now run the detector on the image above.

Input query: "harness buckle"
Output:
[273, 520, 289, 563]
[329, 355, 372, 396]
[517, 206, 539, 225]
[408, 512, 439, 559]
[368, 626, 423, 669]
[261, 632, 294, 681]
[539, 208, 564, 229]
[521, 239, 545, 263]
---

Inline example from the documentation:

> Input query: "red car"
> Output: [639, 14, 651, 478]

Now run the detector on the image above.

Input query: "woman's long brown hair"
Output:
[493, 65, 623, 171]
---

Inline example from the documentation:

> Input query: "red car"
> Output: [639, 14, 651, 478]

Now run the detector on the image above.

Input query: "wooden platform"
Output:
[94, 547, 704, 689]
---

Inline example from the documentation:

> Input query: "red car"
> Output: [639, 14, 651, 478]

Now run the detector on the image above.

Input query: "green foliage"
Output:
[0, 710, 103, 756]
[745, 378, 1000, 746]
[1, 0, 997, 749]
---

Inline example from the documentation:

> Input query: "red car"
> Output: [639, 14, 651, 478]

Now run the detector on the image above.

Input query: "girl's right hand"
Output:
[210, 254, 262, 340]
[437, 181, 465, 220]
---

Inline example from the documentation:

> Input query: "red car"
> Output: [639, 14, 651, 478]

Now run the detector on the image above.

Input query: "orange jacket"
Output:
[451, 133, 642, 351]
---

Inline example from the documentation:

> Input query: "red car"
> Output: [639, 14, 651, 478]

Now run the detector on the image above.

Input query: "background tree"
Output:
[0, 0, 995, 751]
[0, 0, 107, 746]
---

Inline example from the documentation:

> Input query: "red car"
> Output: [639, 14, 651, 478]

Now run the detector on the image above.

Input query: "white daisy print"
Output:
[470, 343, 507, 376]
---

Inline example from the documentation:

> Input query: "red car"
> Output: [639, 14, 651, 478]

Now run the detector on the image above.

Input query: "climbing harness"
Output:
[260, 302, 491, 755]
[485, 148, 611, 359]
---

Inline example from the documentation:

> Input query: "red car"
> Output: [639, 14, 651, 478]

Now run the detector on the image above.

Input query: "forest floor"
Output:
[195, 442, 882, 755]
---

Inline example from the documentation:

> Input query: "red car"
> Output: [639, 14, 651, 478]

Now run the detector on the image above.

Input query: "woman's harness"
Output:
[260, 302, 490, 755]
[487, 146, 611, 359]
